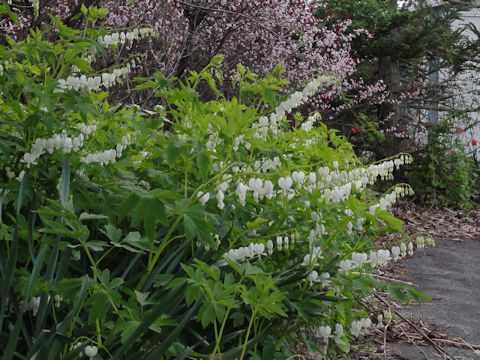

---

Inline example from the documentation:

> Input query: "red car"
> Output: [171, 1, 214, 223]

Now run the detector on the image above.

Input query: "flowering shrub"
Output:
[1, 0, 389, 115]
[0, 9, 430, 360]
[406, 120, 479, 208]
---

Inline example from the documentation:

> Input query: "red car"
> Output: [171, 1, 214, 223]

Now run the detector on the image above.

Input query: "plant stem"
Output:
[95, 318, 103, 348]
[12, 352, 27, 360]
[239, 310, 256, 360]
[211, 321, 220, 360]
[81, 241, 97, 281]
[83, 18, 89, 40]
[184, 168, 188, 197]
[210, 307, 231, 360]
[145, 214, 183, 278]
[94, 246, 116, 267]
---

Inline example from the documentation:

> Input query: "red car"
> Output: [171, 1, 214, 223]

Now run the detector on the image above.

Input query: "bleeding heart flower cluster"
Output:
[369, 249, 392, 267]
[97, 27, 158, 48]
[25, 297, 41, 317]
[314, 322, 345, 343]
[252, 75, 334, 140]
[301, 246, 323, 267]
[344, 234, 436, 271]
[308, 271, 330, 287]
[223, 243, 266, 262]
[233, 135, 251, 152]
[21, 130, 87, 168]
[369, 185, 413, 215]
[391, 236, 434, 261]
[223, 155, 412, 208]
[56, 60, 136, 92]
[350, 317, 372, 337]
[301, 112, 321, 132]
[80, 134, 131, 165]
[252, 157, 282, 174]
[314, 317, 367, 343]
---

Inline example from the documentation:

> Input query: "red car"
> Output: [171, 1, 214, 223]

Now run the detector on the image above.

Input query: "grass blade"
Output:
[144, 299, 202, 360]
[142, 239, 189, 291]
[24, 245, 47, 302]
[60, 158, 70, 207]
[54, 245, 72, 284]
[112, 285, 188, 359]
[35, 235, 62, 337]
[41, 275, 89, 359]
[27, 210, 37, 264]
[2, 313, 23, 360]
[0, 174, 27, 332]
[221, 323, 272, 360]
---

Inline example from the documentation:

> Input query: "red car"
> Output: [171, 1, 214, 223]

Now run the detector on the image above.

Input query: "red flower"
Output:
[472, 140, 478, 146]
[426, 123, 433, 129]
[455, 126, 463, 132]
[353, 126, 359, 133]
[450, 149, 456, 154]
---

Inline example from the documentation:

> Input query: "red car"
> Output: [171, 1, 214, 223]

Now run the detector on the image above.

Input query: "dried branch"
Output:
[174, 0, 278, 35]
[374, 293, 457, 360]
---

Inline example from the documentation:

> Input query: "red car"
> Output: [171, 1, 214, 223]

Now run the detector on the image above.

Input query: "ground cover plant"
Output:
[0, 6, 432, 359]
[407, 121, 480, 208]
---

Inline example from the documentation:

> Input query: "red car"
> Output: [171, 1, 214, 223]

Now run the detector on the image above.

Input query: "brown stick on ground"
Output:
[374, 293, 457, 360]
[431, 338, 480, 351]
[398, 322, 431, 359]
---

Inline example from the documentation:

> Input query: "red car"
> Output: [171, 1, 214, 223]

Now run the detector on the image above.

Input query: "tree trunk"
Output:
[378, 0, 403, 156]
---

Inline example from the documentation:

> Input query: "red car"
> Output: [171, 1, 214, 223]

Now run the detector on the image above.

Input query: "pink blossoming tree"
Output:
[1, 0, 387, 116]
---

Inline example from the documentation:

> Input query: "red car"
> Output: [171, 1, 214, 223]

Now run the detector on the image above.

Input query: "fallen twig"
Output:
[399, 323, 431, 359]
[383, 323, 388, 360]
[374, 293, 457, 360]
[370, 273, 419, 287]
[431, 337, 480, 351]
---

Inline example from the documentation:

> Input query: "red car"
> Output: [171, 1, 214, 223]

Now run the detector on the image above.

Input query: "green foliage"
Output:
[0, 8, 423, 360]
[407, 121, 478, 208]
[316, 0, 476, 68]
[316, 0, 480, 164]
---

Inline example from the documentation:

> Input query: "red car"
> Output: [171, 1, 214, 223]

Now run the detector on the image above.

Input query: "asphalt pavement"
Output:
[389, 238, 480, 359]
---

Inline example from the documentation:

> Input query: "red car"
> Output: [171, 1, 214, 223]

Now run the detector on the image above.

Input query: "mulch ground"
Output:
[377, 201, 480, 243]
